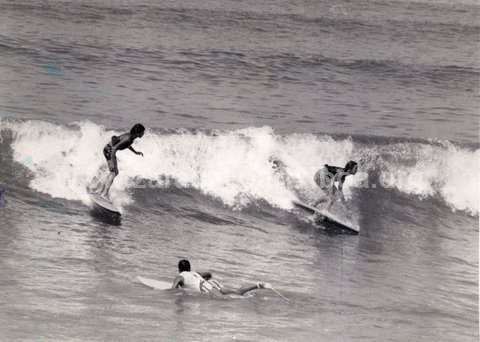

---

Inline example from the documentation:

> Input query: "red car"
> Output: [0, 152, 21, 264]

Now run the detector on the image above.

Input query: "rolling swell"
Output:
[0, 119, 478, 216]
[1, 0, 478, 85]
[2, 1, 479, 33]
[1, 29, 476, 91]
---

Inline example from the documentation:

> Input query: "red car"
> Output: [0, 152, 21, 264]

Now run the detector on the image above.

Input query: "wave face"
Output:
[0, 119, 478, 215]
[370, 141, 479, 215]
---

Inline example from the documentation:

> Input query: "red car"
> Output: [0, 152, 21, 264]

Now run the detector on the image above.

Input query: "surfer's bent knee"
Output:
[314, 169, 330, 191]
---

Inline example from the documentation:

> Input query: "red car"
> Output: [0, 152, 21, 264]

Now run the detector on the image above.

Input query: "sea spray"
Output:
[1, 119, 478, 215]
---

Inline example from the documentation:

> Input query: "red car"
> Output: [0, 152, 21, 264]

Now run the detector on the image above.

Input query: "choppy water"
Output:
[0, 1, 478, 341]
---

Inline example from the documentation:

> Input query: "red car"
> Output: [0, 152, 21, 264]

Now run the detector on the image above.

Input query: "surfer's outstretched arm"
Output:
[128, 146, 143, 156]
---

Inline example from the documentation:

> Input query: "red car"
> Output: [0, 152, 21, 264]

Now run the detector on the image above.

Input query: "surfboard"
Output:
[136, 276, 288, 301]
[89, 193, 120, 215]
[137, 276, 172, 290]
[292, 200, 359, 234]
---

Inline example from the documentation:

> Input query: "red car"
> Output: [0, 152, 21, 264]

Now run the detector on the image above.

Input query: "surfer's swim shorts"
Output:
[103, 144, 118, 174]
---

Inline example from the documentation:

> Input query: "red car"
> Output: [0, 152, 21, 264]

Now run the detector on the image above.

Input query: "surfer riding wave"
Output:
[313, 161, 358, 210]
[90, 123, 145, 199]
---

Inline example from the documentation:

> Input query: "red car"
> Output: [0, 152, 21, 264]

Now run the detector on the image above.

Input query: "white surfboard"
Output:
[292, 200, 359, 234]
[137, 276, 172, 290]
[89, 193, 120, 215]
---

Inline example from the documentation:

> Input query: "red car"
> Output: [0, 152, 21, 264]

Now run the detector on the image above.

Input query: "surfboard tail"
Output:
[137, 276, 172, 290]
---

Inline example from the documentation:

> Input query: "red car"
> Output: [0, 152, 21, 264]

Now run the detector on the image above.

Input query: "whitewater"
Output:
[1, 119, 477, 215]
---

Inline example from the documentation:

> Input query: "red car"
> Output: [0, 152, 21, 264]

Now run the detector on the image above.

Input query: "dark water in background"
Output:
[0, 0, 478, 341]
[0, 0, 479, 142]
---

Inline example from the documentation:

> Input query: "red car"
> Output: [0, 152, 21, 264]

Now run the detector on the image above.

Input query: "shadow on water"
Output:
[287, 213, 358, 237]
[321, 222, 359, 236]
[89, 205, 121, 226]
[314, 216, 359, 235]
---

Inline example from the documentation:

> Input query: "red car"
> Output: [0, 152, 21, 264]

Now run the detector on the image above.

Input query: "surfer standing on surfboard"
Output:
[97, 123, 145, 199]
[172, 259, 272, 296]
[313, 160, 358, 210]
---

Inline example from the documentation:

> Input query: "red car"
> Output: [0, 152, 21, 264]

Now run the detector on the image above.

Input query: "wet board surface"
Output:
[137, 276, 171, 290]
[292, 200, 359, 234]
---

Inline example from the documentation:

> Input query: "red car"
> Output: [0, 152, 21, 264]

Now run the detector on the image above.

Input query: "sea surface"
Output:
[0, 0, 478, 341]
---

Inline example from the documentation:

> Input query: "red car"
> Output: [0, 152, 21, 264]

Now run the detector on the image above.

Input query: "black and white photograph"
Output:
[0, 0, 478, 341]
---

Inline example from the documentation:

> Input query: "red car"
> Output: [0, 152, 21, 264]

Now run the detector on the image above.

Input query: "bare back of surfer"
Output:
[97, 123, 145, 198]
[171, 259, 272, 296]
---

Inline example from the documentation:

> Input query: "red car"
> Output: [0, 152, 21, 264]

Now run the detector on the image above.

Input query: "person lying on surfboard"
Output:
[171, 259, 272, 296]
[98, 123, 145, 198]
[313, 160, 358, 210]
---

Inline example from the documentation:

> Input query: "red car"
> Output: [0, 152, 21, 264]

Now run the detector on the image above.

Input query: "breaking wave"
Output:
[0, 119, 478, 215]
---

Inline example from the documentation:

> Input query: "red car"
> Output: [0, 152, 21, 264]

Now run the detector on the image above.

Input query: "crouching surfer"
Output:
[313, 161, 358, 210]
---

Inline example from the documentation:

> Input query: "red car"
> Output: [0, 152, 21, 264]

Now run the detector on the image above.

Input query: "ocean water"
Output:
[0, 0, 478, 341]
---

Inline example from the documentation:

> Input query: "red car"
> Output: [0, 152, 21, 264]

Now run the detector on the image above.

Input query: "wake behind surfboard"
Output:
[292, 200, 359, 234]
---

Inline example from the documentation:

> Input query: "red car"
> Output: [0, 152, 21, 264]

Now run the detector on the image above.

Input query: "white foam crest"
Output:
[378, 142, 479, 215]
[3, 120, 477, 215]
[3, 121, 359, 210]
[6, 120, 131, 209]
[118, 126, 357, 209]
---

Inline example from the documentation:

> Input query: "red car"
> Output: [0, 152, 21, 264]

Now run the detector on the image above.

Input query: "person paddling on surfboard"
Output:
[98, 123, 145, 198]
[313, 160, 358, 210]
[172, 259, 272, 296]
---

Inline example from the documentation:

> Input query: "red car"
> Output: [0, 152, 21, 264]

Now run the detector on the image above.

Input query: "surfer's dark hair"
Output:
[344, 161, 358, 173]
[178, 259, 191, 272]
[130, 123, 145, 135]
